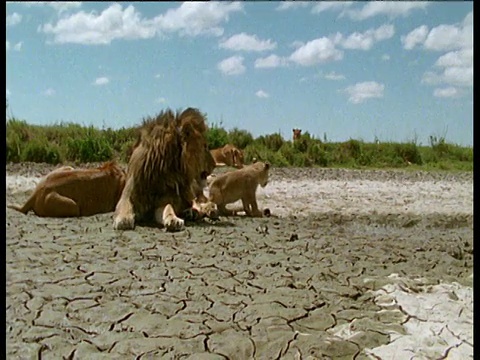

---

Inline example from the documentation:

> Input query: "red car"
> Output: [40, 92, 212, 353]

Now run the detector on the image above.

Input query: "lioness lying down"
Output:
[210, 144, 244, 169]
[8, 161, 126, 217]
[208, 161, 270, 217]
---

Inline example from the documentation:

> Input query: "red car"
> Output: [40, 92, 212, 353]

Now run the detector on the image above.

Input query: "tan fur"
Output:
[208, 161, 270, 217]
[210, 144, 244, 169]
[113, 107, 217, 232]
[292, 128, 302, 141]
[8, 161, 126, 217]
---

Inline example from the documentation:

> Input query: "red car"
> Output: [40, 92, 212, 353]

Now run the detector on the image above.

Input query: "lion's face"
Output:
[181, 125, 216, 182]
[255, 161, 270, 188]
[233, 148, 245, 168]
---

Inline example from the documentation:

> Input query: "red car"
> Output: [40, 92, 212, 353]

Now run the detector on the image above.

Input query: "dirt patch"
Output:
[6, 164, 473, 359]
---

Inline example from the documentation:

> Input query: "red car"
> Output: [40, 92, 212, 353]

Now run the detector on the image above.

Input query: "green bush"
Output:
[257, 133, 285, 152]
[207, 125, 229, 149]
[228, 127, 254, 149]
[21, 138, 62, 164]
[66, 136, 113, 163]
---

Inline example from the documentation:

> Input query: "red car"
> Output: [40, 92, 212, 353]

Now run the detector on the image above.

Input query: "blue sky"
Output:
[6, 1, 473, 146]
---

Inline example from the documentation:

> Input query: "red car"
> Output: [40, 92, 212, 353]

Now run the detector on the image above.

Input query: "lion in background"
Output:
[113, 107, 218, 232]
[210, 144, 245, 169]
[208, 161, 270, 217]
[8, 161, 126, 217]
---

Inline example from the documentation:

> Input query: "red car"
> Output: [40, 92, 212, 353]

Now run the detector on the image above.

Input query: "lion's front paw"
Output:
[113, 214, 135, 230]
[165, 216, 185, 232]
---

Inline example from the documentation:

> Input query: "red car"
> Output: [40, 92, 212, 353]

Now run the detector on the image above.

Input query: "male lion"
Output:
[210, 144, 244, 169]
[7, 161, 126, 217]
[208, 161, 270, 217]
[113, 107, 218, 232]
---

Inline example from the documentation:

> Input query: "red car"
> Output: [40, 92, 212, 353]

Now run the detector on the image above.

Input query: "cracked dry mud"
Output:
[6, 163, 473, 359]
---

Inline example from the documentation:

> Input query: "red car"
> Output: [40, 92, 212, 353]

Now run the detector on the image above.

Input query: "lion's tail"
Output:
[7, 194, 35, 215]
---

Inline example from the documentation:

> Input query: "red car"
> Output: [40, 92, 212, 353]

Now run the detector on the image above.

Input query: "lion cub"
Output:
[208, 161, 270, 217]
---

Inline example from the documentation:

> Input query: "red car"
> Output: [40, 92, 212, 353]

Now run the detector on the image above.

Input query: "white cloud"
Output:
[49, 2, 82, 14]
[217, 55, 245, 76]
[343, 81, 385, 104]
[40, 2, 243, 45]
[335, 24, 395, 50]
[346, 2, 429, 21]
[324, 71, 345, 81]
[93, 77, 109, 86]
[255, 90, 269, 98]
[153, 2, 243, 37]
[6, 40, 22, 52]
[13, 42, 23, 51]
[434, 49, 473, 68]
[276, 2, 310, 11]
[381, 54, 390, 61]
[433, 87, 458, 98]
[401, 25, 428, 50]
[254, 54, 288, 68]
[43, 88, 55, 96]
[289, 37, 343, 66]
[6, 89, 11, 97]
[219, 33, 276, 52]
[154, 73, 162, 79]
[6, 12, 22, 26]
[40, 4, 156, 45]
[406, 12, 473, 90]
[311, 2, 353, 15]
[156, 97, 166, 103]
[21, 2, 81, 13]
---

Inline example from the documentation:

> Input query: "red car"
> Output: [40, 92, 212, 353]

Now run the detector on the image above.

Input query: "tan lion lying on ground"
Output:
[208, 161, 270, 217]
[113, 107, 218, 232]
[210, 144, 245, 169]
[8, 161, 126, 217]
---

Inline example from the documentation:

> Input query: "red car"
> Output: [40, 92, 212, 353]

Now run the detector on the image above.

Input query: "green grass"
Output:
[5, 115, 473, 171]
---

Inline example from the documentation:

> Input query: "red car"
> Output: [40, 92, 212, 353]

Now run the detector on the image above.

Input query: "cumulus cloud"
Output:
[401, 25, 428, 50]
[255, 90, 269, 98]
[219, 33, 276, 52]
[433, 87, 458, 98]
[217, 55, 245, 76]
[334, 24, 395, 50]
[343, 81, 384, 104]
[254, 54, 288, 68]
[404, 11, 472, 92]
[289, 37, 343, 66]
[40, 4, 156, 45]
[345, 2, 429, 21]
[153, 2, 243, 37]
[39, 2, 243, 45]
[6, 12, 22, 26]
[93, 77, 109, 86]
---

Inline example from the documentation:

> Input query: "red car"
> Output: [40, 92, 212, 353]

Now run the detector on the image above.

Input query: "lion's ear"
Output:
[264, 162, 270, 170]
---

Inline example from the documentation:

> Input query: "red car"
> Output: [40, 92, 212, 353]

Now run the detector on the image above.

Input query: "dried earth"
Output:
[6, 163, 473, 359]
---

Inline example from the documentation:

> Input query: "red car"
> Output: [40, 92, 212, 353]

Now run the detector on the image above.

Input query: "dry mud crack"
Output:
[6, 164, 473, 359]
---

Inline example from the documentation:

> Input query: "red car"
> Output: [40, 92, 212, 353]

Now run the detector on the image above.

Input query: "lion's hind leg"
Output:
[155, 204, 185, 232]
[43, 191, 80, 217]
